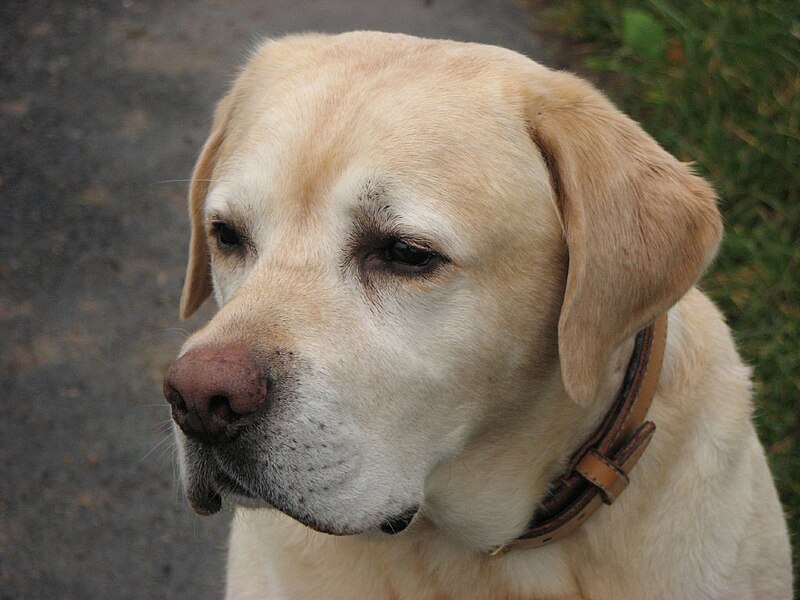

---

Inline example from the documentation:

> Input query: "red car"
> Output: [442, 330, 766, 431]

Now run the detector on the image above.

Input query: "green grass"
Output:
[533, 0, 799, 588]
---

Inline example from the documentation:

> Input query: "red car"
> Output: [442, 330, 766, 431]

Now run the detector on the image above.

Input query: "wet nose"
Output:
[163, 345, 268, 443]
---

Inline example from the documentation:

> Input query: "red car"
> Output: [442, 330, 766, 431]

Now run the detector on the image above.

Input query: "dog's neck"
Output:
[421, 334, 638, 550]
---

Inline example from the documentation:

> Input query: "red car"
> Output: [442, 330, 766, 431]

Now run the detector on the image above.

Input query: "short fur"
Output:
[171, 32, 792, 599]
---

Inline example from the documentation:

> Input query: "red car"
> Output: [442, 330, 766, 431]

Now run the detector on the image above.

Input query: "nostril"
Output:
[165, 385, 189, 417]
[175, 396, 188, 416]
[209, 395, 234, 422]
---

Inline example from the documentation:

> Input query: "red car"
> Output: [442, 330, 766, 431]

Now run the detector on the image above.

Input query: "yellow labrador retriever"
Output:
[163, 32, 792, 599]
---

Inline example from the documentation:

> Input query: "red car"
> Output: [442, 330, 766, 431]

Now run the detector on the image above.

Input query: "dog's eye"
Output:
[381, 240, 442, 272]
[384, 241, 432, 266]
[212, 222, 244, 250]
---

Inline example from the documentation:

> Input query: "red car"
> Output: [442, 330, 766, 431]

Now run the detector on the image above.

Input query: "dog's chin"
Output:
[187, 474, 420, 538]
[276, 504, 420, 537]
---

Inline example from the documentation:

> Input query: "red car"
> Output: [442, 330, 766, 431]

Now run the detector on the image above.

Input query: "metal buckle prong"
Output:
[488, 544, 510, 557]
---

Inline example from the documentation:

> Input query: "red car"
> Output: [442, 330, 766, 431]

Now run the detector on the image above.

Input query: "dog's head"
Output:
[165, 32, 721, 540]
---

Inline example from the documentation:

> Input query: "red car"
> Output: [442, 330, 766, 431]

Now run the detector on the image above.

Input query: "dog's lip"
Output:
[187, 481, 223, 516]
[187, 462, 260, 516]
[190, 454, 420, 536]
[379, 505, 420, 535]
[215, 470, 257, 498]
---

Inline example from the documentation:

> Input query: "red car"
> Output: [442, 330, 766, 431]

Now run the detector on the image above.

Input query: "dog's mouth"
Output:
[215, 471, 255, 498]
[183, 438, 422, 538]
[188, 463, 420, 537]
[379, 505, 419, 534]
[185, 460, 261, 516]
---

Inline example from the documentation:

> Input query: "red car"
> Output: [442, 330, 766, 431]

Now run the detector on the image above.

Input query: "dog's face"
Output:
[167, 32, 721, 540]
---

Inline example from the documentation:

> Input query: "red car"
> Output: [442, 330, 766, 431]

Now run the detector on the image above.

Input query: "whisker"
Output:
[155, 420, 175, 433]
[133, 404, 171, 410]
[141, 433, 174, 463]
[154, 327, 193, 339]
[155, 442, 176, 465]
[150, 178, 219, 186]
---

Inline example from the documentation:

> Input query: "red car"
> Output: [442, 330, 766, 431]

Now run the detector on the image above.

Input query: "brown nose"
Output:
[163, 345, 268, 443]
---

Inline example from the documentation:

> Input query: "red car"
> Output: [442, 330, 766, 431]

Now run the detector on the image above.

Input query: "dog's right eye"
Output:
[383, 240, 436, 268]
[212, 222, 244, 250]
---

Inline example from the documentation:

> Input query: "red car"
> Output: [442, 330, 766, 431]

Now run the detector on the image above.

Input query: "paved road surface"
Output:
[0, 1, 547, 598]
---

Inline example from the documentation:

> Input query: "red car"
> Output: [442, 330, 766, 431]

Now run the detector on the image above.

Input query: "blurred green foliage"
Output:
[539, 0, 799, 588]
[622, 9, 667, 62]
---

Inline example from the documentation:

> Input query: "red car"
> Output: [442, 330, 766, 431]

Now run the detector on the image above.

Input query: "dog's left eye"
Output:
[212, 222, 244, 250]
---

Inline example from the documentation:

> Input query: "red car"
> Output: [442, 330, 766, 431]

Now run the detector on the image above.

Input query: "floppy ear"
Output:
[526, 71, 722, 405]
[179, 94, 234, 320]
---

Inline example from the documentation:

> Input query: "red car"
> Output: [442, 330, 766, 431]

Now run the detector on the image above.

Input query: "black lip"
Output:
[379, 505, 419, 535]
[186, 480, 222, 516]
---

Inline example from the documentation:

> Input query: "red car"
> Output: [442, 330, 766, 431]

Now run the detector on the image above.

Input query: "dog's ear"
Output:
[179, 94, 234, 320]
[526, 71, 722, 405]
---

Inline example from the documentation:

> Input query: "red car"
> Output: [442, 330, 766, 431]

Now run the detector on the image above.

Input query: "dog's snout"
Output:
[163, 345, 268, 443]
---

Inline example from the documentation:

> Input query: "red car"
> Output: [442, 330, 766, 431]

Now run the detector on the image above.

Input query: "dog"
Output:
[163, 32, 792, 599]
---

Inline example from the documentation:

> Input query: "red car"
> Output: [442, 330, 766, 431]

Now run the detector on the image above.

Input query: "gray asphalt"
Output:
[0, 2, 548, 598]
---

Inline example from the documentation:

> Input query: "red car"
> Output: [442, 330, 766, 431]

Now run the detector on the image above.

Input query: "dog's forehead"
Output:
[207, 33, 556, 252]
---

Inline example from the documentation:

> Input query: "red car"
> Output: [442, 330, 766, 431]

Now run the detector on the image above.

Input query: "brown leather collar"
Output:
[490, 314, 668, 555]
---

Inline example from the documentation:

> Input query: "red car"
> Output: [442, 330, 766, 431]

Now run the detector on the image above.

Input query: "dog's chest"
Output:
[227, 511, 586, 600]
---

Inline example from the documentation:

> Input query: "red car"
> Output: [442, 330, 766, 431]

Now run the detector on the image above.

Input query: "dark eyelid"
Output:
[350, 220, 442, 255]
[207, 216, 253, 253]
[208, 215, 237, 231]
[386, 235, 438, 254]
[345, 223, 448, 278]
